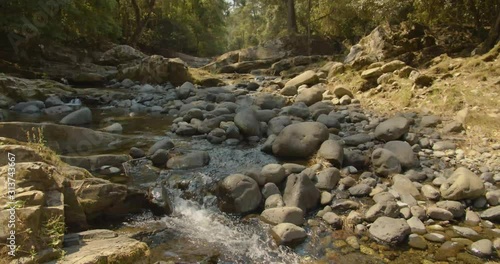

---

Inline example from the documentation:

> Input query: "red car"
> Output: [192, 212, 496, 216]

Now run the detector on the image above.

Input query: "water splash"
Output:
[158, 197, 302, 264]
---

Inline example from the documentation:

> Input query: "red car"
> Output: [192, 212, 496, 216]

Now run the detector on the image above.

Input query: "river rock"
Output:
[480, 205, 500, 222]
[99, 45, 146, 65]
[234, 107, 261, 137]
[150, 149, 169, 167]
[0, 122, 127, 154]
[392, 174, 420, 198]
[60, 107, 93, 126]
[421, 185, 440, 200]
[369, 217, 411, 245]
[265, 194, 285, 209]
[436, 200, 465, 218]
[295, 87, 324, 106]
[440, 167, 485, 200]
[383, 141, 417, 169]
[283, 173, 320, 212]
[316, 114, 341, 129]
[166, 151, 210, 169]
[407, 216, 426, 234]
[408, 234, 427, 249]
[147, 138, 175, 155]
[349, 183, 372, 197]
[469, 239, 493, 257]
[261, 164, 287, 184]
[272, 122, 329, 158]
[427, 207, 453, 221]
[322, 212, 342, 227]
[364, 201, 400, 222]
[262, 183, 280, 198]
[271, 223, 307, 245]
[129, 147, 145, 159]
[315, 167, 341, 190]
[101, 123, 123, 134]
[371, 148, 401, 177]
[44, 105, 73, 115]
[261, 207, 304, 225]
[59, 230, 150, 264]
[374, 116, 410, 141]
[317, 140, 344, 168]
[217, 174, 262, 213]
[285, 70, 319, 87]
[117, 55, 192, 86]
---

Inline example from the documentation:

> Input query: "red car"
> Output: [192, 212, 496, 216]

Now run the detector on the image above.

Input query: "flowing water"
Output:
[123, 191, 304, 264]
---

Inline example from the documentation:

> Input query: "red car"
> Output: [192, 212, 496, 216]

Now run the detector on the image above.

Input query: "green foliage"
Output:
[0, 0, 498, 56]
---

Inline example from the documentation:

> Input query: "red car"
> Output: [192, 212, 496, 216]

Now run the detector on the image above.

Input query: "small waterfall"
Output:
[158, 196, 303, 264]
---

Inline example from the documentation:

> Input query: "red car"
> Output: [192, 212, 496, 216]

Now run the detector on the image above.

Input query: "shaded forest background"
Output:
[0, 0, 499, 57]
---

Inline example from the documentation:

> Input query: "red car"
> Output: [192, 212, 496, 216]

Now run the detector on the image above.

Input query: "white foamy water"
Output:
[160, 197, 303, 264]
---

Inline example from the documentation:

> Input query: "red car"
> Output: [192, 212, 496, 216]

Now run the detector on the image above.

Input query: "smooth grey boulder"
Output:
[283, 173, 320, 212]
[271, 223, 307, 245]
[315, 167, 341, 190]
[295, 87, 324, 106]
[285, 70, 319, 87]
[234, 107, 261, 137]
[383, 141, 417, 169]
[440, 167, 485, 200]
[60, 107, 92, 126]
[371, 148, 401, 177]
[374, 116, 410, 141]
[480, 205, 500, 222]
[217, 174, 262, 213]
[369, 216, 411, 245]
[261, 164, 287, 184]
[317, 140, 344, 168]
[148, 138, 174, 155]
[272, 122, 329, 158]
[261, 206, 304, 225]
[316, 114, 341, 129]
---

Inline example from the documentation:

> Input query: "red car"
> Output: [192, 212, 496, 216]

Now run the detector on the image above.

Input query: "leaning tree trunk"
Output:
[477, 10, 500, 54]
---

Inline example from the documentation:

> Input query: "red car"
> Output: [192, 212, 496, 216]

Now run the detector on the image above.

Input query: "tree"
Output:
[285, 0, 298, 34]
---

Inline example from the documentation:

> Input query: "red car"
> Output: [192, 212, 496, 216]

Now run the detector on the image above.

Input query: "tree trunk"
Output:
[285, 0, 298, 35]
[129, 0, 156, 46]
[477, 10, 500, 54]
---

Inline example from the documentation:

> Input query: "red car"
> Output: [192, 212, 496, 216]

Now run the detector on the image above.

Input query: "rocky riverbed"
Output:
[1, 44, 499, 264]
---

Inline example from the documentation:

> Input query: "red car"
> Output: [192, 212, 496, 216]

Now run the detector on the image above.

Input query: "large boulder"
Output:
[0, 74, 75, 104]
[60, 154, 130, 172]
[317, 140, 344, 168]
[59, 230, 150, 264]
[99, 45, 146, 66]
[271, 223, 307, 245]
[0, 162, 66, 258]
[272, 122, 329, 158]
[116, 55, 192, 86]
[285, 70, 319, 87]
[261, 207, 304, 225]
[440, 167, 485, 200]
[369, 217, 411, 245]
[0, 122, 128, 154]
[234, 108, 261, 137]
[283, 173, 320, 212]
[383, 141, 417, 169]
[60, 107, 93, 126]
[374, 116, 410, 141]
[295, 86, 324, 106]
[371, 148, 402, 177]
[217, 174, 262, 213]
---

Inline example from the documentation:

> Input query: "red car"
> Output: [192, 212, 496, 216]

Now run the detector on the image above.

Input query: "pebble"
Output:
[346, 236, 360, 249]
[469, 239, 493, 257]
[464, 210, 481, 226]
[452, 226, 479, 239]
[408, 234, 427, 249]
[424, 232, 446, 242]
